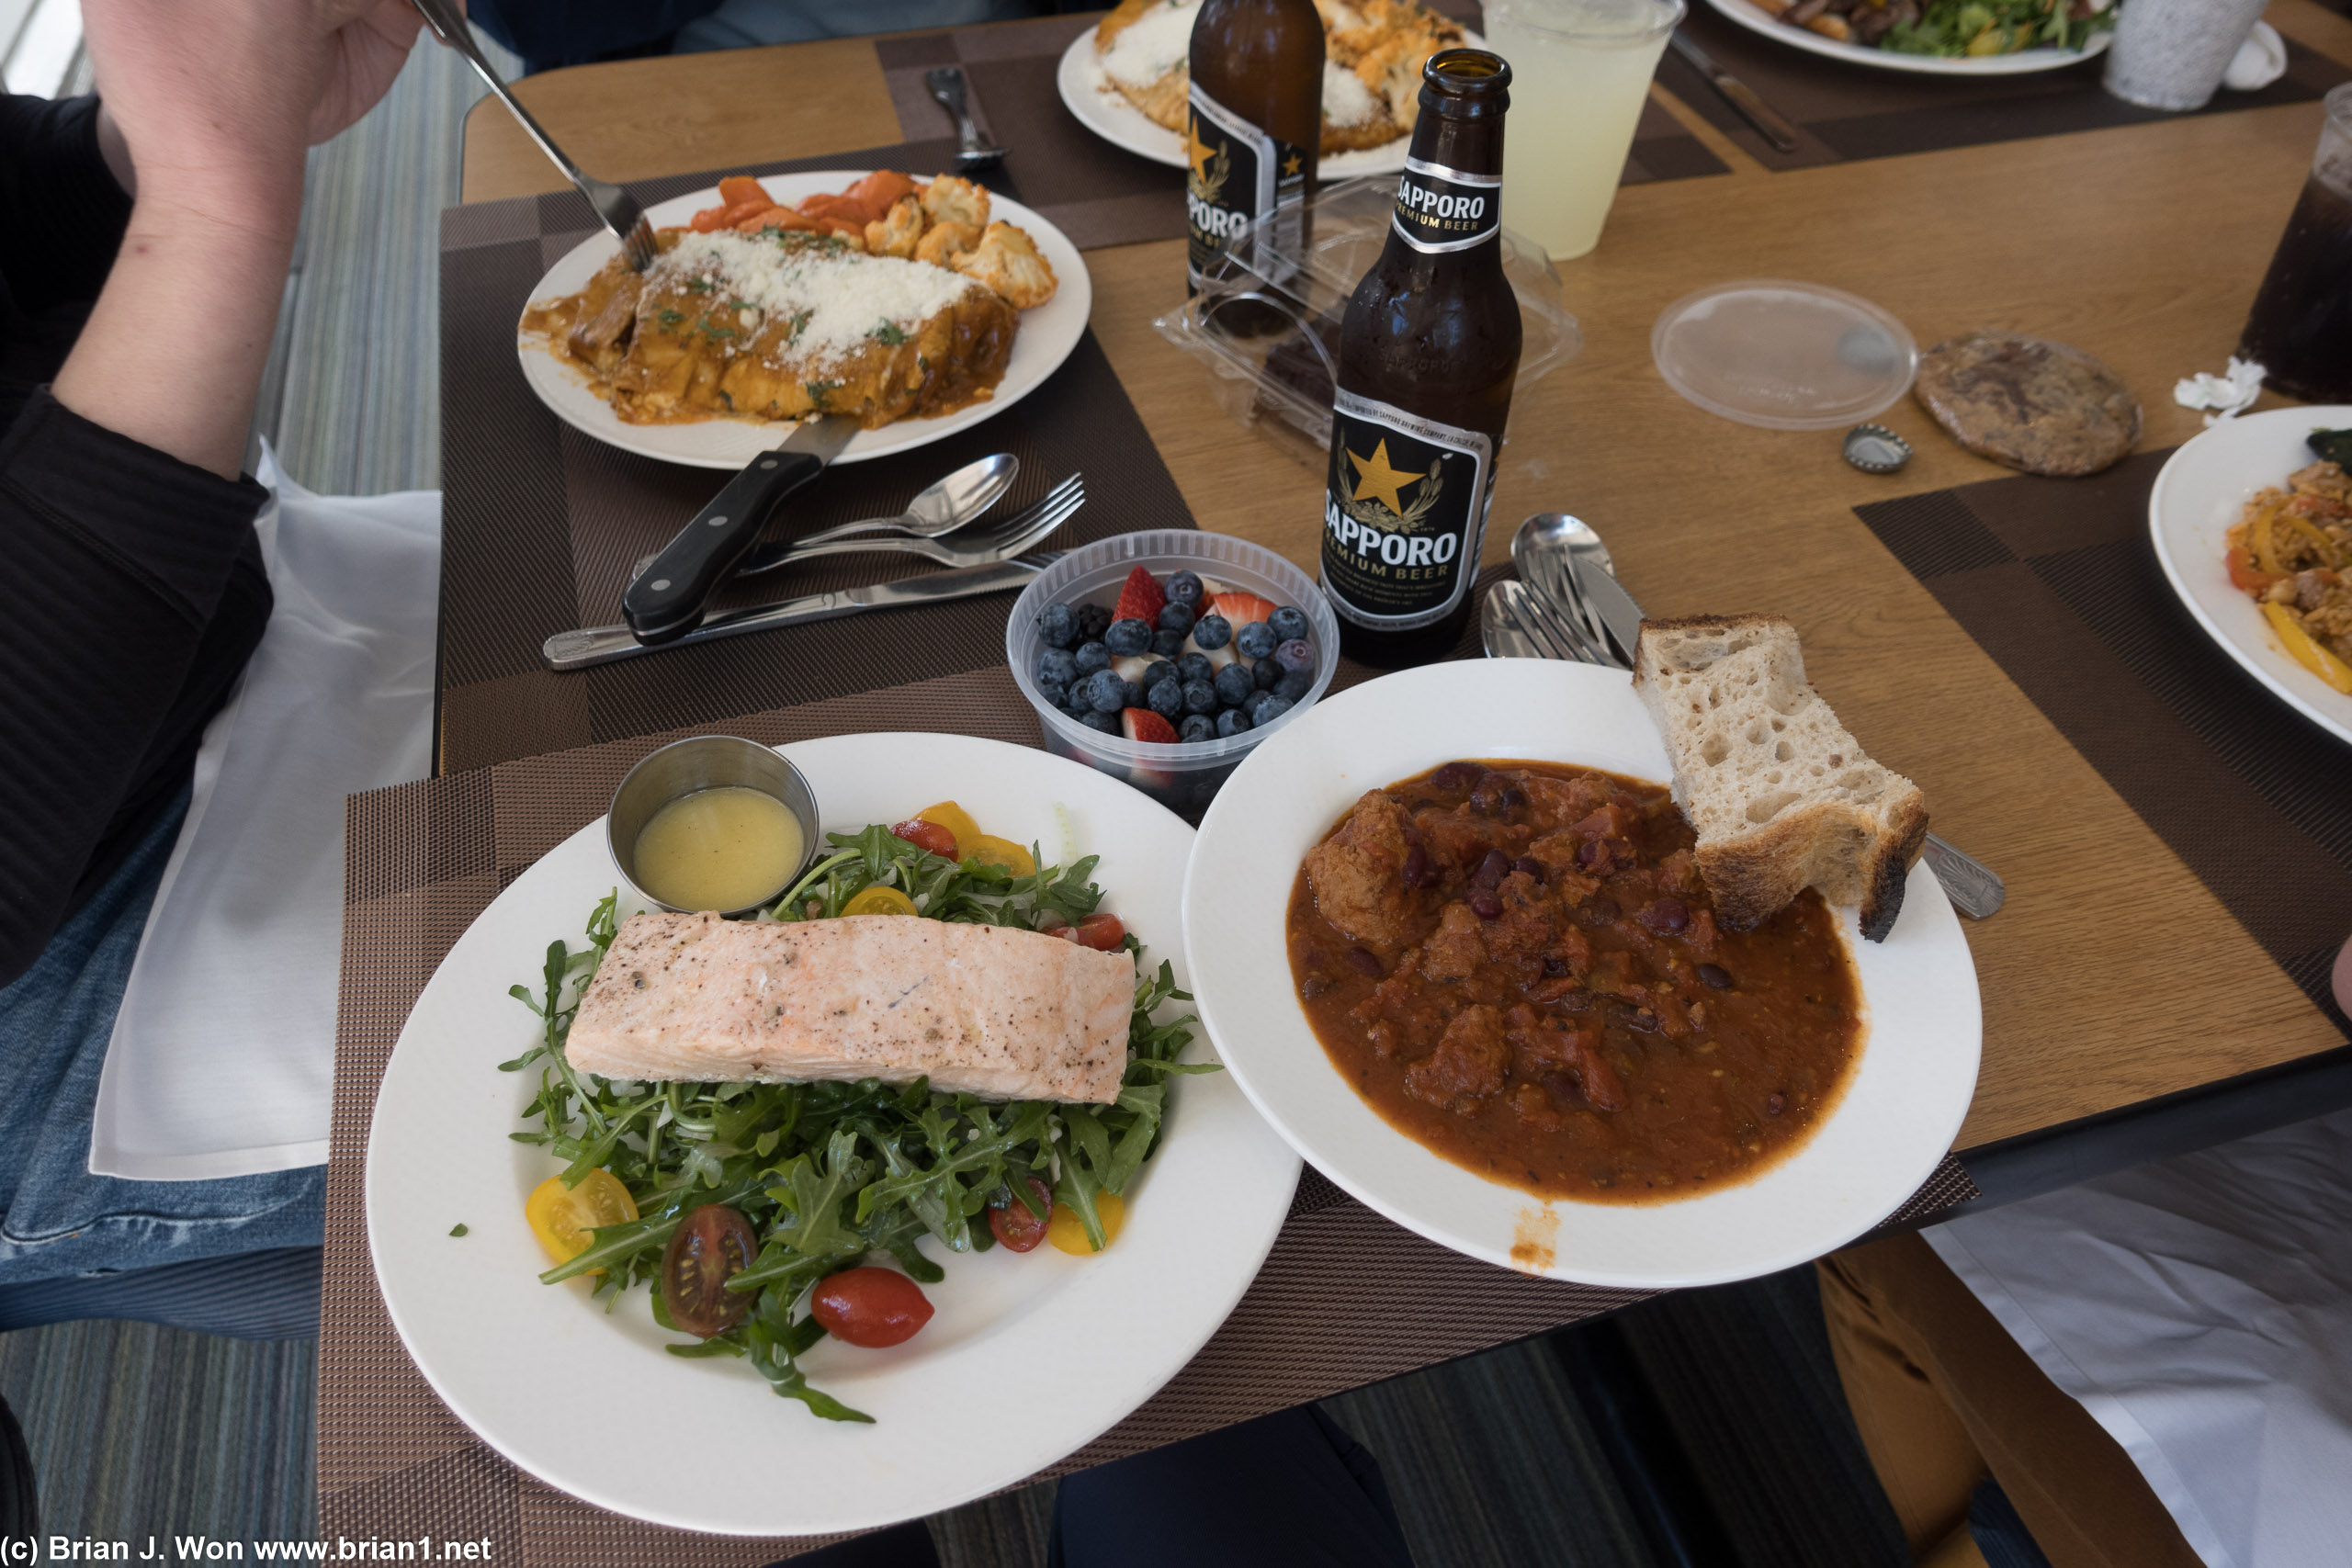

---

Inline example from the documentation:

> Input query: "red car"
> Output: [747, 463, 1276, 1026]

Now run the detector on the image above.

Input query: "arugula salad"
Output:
[502, 811, 1213, 1423]
[1884, 0, 2114, 58]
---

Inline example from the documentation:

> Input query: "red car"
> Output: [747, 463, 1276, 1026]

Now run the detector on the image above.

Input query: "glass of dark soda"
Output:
[2238, 83, 2352, 403]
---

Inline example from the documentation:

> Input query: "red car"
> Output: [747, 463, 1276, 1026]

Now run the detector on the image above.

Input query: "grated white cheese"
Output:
[1322, 60, 1382, 127]
[653, 231, 983, 368]
[1099, 0, 1200, 88]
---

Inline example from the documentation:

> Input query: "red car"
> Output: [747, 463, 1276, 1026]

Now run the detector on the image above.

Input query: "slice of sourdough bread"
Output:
[1632, 615, 1928, 942]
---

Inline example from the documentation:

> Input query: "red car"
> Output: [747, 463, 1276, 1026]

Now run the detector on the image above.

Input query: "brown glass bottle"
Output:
[1322, 50, 1521, 669]
[1186, 0, 1323, 322]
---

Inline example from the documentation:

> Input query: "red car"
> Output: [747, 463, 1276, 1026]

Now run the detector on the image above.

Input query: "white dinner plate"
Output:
[515, 175, 1093, 471]
[1055, 25, 1486, 177]
[1702, 0, 2110, 74]
[2148, 405, 2352, 748]
[1182, 660, 1983, 1290]
[366, 733, 1298, 1536]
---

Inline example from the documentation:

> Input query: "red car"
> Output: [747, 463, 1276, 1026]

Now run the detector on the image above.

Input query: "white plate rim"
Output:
[1702, 0, 2111, 75]
[1053, 23, 1487, 177]
[514, 175, 1094, 471]
[1182, 660, 1984, 1290]
[364, 732, 1299, 1536]
[2147, 404, 2352, 749]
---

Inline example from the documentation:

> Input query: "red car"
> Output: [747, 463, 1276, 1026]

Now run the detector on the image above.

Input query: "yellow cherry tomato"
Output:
[914, 801, 982, 859]
[967, 835, 1036, 876]
[1046, 1190, 1126, 1256]
[525, 1168, 639, 1269]
[843, 885, 919, 918]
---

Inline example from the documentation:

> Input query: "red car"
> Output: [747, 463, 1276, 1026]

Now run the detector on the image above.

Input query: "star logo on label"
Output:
[1283, 151, 1302, 177]
[1187, 118, 1217, 182]
[1346, 438, 1426, 515]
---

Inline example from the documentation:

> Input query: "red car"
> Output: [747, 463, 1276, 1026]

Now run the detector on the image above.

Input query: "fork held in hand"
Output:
[410, 0, 657, 271]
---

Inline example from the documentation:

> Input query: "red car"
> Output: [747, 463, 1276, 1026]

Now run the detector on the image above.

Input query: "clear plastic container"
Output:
[1152, 176, 1583, 458]
[1004, 531, 1340, 821]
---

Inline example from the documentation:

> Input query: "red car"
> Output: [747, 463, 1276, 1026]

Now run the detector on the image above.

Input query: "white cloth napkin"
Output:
[86, 448, 440, 1181]
[1926, 1107, 2352, 1568]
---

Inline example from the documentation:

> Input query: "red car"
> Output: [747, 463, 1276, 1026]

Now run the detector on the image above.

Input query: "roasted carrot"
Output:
[798, 192, 879, 225]
[844, 170, 918, 213]
[733, 205, 818, 233]
[716, 175, 771, 209]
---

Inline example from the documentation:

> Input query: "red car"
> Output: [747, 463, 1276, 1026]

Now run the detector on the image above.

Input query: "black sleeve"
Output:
[0, 389, 271, 986]
[0, 95, 132, 320]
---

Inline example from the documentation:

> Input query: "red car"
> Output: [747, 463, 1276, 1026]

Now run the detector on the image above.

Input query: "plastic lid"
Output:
[1650, 280, 1917, 431]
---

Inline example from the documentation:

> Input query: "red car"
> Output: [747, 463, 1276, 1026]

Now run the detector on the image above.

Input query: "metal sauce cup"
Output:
[606, 736, 820, 917]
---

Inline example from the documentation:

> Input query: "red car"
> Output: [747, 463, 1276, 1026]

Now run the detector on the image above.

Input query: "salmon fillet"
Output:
[564, 912, 1136, 1104]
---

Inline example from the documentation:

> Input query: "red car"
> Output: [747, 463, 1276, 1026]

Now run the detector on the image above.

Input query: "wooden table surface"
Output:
[457, 2, 2352, 1156]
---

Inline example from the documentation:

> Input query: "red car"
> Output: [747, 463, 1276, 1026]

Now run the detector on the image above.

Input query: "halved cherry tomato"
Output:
[988, 1176, 1053, 1253]
[843, 885, 918, 918]
[716, 175, 772, 209]
[810, 1266, 935, 1348]
[662, 1204, 757, 1337]
[968, 835, 1035, 876]
[1046, 1190, 1126, 1256]
[891, 818, 959, 858]
[913, 801, 982, 859]
[524, 1168, 639, 1269]
[1072, 911, 1125, 951]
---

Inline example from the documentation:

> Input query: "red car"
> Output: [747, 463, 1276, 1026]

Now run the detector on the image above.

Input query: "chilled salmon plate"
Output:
[566, 910, 1136, 1103]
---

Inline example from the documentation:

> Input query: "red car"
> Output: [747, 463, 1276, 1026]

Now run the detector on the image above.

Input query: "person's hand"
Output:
[80, 0, 425, 221]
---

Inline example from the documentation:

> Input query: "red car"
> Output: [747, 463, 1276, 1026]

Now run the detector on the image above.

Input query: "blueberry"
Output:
[1148, 678, 1184, 719]
[1193, 614, 1232, 651]
[1158, 602, 1195, 637]
[1085, 669, 1127, 713]
[1235, 620, 1276, 660]
[1215, 707, 1253, 739]
[1140, 658, 1176, 687]
[1039, 603, 1080, 649]
[1036, 678, 1068, 709]
[1123, 680, 1147, 710]
[1213, 662, 1254, 707]
[1166, 570, 1204, 607]
[1179, 713, 1216, 743]
[1151, 626, 1185, 659]
[1080, 709, 1121, 735]
[1273, 637, 1316, 674]
[1253, 694, 1293, 726]
[1076, 603, 1114, 642]
[1268, 606, 1309, 643]
[1182, 679, 1218, 716]
[1244, 690, 1278, 724]
[1073, 640, 1111, 676]
[1036, 647, 1077, 687]
[1177, 651, 1214, 683]
[1105, 617, 1153, 657]
[1253, 655, 1283, 691]
[1275, 667, 1314, 700]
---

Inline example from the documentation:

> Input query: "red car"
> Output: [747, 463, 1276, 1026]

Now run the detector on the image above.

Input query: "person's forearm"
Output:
[50, 165, 300, 480]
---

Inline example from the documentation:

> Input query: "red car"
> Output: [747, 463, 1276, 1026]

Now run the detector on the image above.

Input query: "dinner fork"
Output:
[763, 473, 1084, 571]
[410, 0, 658, 272]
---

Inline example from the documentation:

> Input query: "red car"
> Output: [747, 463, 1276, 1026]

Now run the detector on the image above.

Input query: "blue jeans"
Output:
[0, 793, 322, 1285]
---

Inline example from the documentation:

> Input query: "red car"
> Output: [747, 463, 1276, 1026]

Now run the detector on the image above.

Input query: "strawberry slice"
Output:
[1113, 567, 1167, 626]
[1121, 707, 1179, 745]
[1208, 590, 1278, 627]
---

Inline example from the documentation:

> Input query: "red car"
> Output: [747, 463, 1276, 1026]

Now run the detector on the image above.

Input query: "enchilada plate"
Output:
[366, 732, 1296, 1535]
[1183, 660, 1983, 1290]
[515, 176, 1093, 470]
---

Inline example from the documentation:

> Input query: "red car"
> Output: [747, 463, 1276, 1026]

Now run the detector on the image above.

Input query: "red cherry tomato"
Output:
[661, 1204, 757, 1338]
[988, 1176, 1053, 1253]
[1073, 912, 1125, 951]
[891, 818, 959, 858]
[810, 1266, 935, 1348]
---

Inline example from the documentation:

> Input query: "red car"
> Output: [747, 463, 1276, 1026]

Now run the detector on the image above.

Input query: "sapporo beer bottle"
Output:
[1322, 50, 1521, 668]
[1186, 0, 1322, 313]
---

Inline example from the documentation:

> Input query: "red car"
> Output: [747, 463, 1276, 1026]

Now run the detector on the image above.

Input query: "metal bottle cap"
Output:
[1843, 423, 1913, 474]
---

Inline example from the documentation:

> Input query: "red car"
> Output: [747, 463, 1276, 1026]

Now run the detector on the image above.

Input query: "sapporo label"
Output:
[1186, 84, 1307, 288]
[1390, 155, 1501, 254]
[1320, 389, 1496, 630]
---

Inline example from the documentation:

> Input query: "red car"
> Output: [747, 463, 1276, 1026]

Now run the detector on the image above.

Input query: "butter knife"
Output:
[1668, 31, 1801, 155]
[545, 553, 1057, 671]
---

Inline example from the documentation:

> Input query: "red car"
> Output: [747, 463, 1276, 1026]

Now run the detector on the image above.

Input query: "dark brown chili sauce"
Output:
[1285, 760, 1861, 1202]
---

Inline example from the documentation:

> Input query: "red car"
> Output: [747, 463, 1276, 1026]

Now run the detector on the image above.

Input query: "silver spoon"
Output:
[632, 453, 1018, 581]
[1512, 513, 1616, 661]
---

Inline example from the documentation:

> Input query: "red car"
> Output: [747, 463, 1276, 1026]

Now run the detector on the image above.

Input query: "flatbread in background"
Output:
[1913, 331, 2142, 478]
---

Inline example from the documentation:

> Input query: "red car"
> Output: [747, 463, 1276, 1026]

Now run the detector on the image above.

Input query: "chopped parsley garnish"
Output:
[786, 309, 813, 343]
[448, 1224, 469, 1237]
[870, 321, 909, 346]
[685, 276, 715, 294]
[806, 380, 841, 411]
[656, 308, 684, 331]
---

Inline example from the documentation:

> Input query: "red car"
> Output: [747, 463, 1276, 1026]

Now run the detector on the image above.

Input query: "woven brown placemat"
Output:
[327, 655, 1975, 1563]
[1658, 5, 2350, 170]
[1856, 452, 2352, 1037]
[873, 6, 1726, 251]
[437, 147, 1198, 774]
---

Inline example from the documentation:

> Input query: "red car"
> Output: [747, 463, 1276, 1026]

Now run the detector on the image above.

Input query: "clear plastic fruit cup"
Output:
[1005, 531, 1340, 821]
